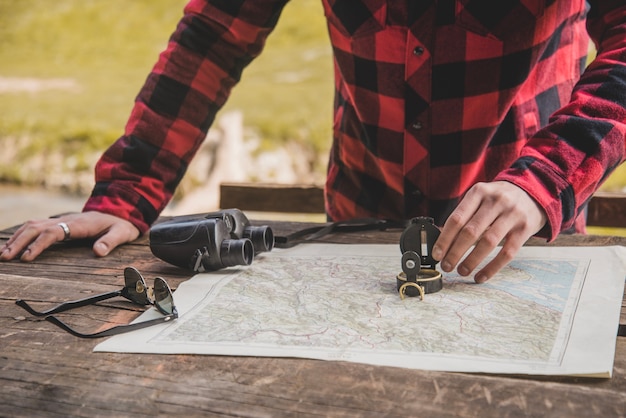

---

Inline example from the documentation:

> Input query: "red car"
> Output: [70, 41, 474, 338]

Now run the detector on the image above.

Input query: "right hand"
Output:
[0, 211, 140, 262]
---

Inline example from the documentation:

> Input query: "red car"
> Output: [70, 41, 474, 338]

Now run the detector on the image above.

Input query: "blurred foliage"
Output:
[0, 0, 333, 169]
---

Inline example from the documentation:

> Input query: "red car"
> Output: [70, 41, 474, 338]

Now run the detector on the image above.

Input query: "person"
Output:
[1, 1, 625, 283]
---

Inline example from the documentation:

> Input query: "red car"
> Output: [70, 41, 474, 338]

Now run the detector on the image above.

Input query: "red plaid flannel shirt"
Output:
[84, 0, 626, 239]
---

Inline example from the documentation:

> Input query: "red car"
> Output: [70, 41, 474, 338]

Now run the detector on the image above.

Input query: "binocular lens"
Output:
[244, 226, 274, 253]
[220, 239, 254, 267]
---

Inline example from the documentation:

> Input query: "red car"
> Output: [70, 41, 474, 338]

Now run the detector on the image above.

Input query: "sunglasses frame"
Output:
[16, 267, 178, 338]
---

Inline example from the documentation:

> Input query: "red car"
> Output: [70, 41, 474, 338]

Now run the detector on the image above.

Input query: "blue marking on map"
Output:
[445, 259, 584, 312]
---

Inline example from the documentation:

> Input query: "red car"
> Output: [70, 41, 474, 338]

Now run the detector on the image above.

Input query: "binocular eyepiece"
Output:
[207, 208, 274, 254]
[149, 209, 274, 272]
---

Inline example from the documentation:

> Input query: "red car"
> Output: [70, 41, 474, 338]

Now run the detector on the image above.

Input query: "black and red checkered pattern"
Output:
[85, 0, 626, 240]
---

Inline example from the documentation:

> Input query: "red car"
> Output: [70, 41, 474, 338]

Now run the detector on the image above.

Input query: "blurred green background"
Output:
[0, 0, 624, 233]
[0, 0, 333, 186]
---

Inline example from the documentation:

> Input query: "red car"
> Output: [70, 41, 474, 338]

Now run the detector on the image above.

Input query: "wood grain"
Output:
[0, 222, 625, 417]
[220, 183, 325, 214]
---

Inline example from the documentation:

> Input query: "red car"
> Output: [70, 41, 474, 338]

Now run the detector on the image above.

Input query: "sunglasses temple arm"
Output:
[15, 290, 123, 317]
[45, 312, 178, 339]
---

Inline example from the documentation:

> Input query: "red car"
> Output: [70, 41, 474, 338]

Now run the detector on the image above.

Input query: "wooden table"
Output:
[1, 220, 625, 417]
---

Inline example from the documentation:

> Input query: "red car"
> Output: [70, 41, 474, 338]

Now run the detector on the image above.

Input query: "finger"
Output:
[92, 223, 140, 257]
[473, 231, 527, 283]
[466, 193, 546, 283]
[2, 223, 29, 248]
[455, 215, 510, 278]
[1, 221, 60, 261]
[0, 242, 23, 261]
[439, 203, 499, 274]
[19, 223, 69, 261]
[1, 223, 36, 258]
[432, 190, 484, 266]
[0, 237, 22, 260]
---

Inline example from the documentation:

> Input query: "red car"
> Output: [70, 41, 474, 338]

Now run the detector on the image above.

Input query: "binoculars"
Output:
[149, 209, 274, 272]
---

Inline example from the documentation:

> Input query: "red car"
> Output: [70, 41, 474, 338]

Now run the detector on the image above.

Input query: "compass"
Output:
[396, 217, 443, 300]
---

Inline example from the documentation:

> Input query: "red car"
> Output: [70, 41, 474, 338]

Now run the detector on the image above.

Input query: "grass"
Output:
[0, 0, 333, 178]
[0, 1, 183, 152]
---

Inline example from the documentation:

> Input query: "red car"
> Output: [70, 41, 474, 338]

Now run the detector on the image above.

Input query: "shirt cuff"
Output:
[82, 182, 156, 235]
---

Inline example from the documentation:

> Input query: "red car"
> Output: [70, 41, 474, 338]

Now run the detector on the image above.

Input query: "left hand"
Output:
[0, 211, 140, 262]
[431, 181, 547, 283]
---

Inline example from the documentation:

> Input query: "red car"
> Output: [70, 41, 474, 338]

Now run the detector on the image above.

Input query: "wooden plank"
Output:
[587, 191, 626, 228]
[1, 294, 626, 417]
[220, 182, 325, 213]
[1, 221, 626, 417]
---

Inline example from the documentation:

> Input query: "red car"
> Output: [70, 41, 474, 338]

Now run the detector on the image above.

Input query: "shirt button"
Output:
[413, 46, 425, 56]
[411, 121, 423, 130]
[409, 188, 423, 204]
[411, 189, 423, 199]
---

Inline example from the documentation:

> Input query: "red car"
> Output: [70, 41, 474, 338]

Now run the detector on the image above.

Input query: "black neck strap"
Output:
[274, 218, 408, 248]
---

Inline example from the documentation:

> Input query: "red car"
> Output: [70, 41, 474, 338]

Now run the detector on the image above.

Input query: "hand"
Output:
[0, 211, 140, 262]
[431, 181, 547, 283]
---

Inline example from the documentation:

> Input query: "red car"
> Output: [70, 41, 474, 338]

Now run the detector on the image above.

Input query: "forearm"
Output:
[496, 3, 626, 239]
[84, 0, 289, 233]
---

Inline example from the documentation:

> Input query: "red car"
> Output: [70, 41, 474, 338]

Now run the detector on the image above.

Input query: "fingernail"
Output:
[458, 265, 470, 276]
[20, 248, 31, 260]
[432, 246, 442, 260]
[94, 242, 109, 256]
[475, 273, 487, 283]
[441, 260, 452, 272]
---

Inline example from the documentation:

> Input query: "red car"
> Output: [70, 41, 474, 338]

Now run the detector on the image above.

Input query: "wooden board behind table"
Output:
[1, 223, 625, 417]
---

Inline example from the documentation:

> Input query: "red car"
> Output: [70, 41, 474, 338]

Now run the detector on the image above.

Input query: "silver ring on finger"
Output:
[57, 222, 71, 241]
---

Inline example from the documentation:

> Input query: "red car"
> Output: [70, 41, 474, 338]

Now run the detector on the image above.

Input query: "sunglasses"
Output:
[16, 267, 178, 338]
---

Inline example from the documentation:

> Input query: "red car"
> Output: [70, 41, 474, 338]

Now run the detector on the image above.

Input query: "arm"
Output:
[434, 2, 626, 282]
[496, 0, 626, 239]
[1, 0, 289, 261]
[85, 0, 290, 234]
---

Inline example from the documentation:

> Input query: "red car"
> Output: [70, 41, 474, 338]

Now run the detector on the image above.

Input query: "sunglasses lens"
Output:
[153, 277, 175, 316]
[123, 267, 151, 305]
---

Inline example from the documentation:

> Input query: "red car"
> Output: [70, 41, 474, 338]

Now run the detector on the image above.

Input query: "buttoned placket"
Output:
[404, 31, 432, 217]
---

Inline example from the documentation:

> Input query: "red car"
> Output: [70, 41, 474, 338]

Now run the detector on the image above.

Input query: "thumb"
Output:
[92, 225, 140, 257]
[93, 239, 114, 257]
